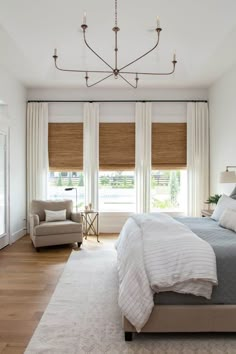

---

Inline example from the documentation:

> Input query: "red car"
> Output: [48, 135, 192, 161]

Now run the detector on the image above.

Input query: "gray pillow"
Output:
[230, 186, 236, 200]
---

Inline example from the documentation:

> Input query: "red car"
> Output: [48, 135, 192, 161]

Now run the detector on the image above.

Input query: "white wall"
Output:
[0, 66, 27, 243]
[209, 64, 236, 196]
[28, 87, 208, 101]
[28, 86, 208, 232]
[28, 87, 208, 125]
[47, 100, 187, 124]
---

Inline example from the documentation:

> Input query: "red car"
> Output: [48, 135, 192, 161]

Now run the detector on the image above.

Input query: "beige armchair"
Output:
[30, 200, 83, 251]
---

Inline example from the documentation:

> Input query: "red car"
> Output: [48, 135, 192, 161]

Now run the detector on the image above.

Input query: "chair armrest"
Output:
[29, 214, 40, 237]
[71, 212, 82, 223]
[30, 214, 40, 227]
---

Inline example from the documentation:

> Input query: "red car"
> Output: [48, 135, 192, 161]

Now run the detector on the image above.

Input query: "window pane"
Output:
[48, 172, 85, 210]
[151, 170, 187, 213]
[99, 171, 135, 212]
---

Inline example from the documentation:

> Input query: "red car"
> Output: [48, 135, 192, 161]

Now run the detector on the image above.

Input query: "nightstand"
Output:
[201, 209, 213, 217]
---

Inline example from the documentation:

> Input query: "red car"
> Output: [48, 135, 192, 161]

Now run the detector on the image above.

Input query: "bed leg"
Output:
[124, 331, 133, 341]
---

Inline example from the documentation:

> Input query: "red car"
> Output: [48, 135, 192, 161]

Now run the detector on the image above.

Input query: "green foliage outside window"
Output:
[99, 173, 134, 189]
[77, 173, 84, 187]
[169, 171, 180, 206]
[67, 176, 73, 186]
[57, 173, 62, 186]
[151, 170, 181, 209]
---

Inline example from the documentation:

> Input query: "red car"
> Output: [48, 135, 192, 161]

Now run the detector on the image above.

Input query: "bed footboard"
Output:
[123, 304, 236, 339]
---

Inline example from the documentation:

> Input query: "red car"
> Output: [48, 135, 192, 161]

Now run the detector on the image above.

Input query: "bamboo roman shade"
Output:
[48, 123, 83, 171]
[99, 123, 135, 170]
[152, 123, 187, 169]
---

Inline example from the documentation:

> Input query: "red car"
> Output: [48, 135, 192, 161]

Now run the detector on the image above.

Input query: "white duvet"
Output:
[116, 213, 218, 332]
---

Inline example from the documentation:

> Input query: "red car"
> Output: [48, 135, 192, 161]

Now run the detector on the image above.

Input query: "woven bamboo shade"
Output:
[152, 123, 187, 169]
[99, 123, 135, 170]
[48, 123, 83, 171]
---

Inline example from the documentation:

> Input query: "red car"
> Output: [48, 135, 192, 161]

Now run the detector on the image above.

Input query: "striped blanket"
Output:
[116, 213, 218, 331]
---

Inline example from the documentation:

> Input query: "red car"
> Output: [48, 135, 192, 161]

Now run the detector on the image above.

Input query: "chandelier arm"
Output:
[118, 29, 161, 72]
[118, 73, 138, 89]
[53, 58, 113, 74]
[86, 73, 114, 88]
[121, 61, 177, 76]
[83, 30, 114, 71]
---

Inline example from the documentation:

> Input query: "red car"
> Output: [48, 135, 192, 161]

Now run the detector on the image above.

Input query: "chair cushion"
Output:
[35, 220, 82, 236]
[31, 200, 73, 221]
[45, 209, 66, 222]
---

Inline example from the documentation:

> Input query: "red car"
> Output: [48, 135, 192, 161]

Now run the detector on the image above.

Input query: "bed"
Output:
[116, 213, 236, 341]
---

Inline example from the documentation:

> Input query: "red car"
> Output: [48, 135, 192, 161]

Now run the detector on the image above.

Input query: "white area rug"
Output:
[25, 239, 236, 354]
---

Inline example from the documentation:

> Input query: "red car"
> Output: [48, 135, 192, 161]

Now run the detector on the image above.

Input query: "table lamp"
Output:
[220, 166, 236, 183]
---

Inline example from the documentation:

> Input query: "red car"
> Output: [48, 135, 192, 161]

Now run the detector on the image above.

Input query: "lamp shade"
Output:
[220, 171, 236, 183]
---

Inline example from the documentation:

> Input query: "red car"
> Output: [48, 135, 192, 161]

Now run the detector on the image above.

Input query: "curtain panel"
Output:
[135, 102, 152, 213]
[83, 103, 99, 210]
[187, 102, 209, 216]
[27, 102, 48, 224]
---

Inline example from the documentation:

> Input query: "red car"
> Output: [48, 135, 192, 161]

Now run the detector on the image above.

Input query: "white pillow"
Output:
[211, 194, 236, 221]
[45, 209, 66, 222]
[219, 208, 236, 232]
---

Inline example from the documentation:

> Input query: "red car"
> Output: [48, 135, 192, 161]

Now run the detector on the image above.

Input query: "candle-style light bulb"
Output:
[156, 16, 160, 28]
[173, 51, 176, 61]
[83, 11, 87, 25]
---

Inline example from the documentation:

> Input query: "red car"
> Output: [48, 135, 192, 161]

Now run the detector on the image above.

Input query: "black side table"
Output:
[82, 211, 99, 242]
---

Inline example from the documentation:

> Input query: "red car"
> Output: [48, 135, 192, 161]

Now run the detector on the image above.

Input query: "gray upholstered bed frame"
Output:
[121, 217, 236, 341]
[123, 304, 236, 341]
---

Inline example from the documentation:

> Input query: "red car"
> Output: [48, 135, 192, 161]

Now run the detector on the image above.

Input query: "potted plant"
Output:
[205, 194, 222, 206]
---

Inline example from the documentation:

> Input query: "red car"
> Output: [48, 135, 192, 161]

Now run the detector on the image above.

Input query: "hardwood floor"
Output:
[0, 235, 78, 353]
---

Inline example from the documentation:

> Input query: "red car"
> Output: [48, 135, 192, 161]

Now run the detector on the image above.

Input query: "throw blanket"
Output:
[116, 213, 218, 332]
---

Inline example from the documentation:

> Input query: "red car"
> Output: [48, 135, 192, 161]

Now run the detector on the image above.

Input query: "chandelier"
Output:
[52, 0, 177, 88]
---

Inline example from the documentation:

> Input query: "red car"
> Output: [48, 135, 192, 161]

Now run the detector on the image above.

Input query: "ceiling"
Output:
[0, 0, 236, 89]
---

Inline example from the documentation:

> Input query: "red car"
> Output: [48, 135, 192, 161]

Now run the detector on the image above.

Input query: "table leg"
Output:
[97, 213, 99, 242]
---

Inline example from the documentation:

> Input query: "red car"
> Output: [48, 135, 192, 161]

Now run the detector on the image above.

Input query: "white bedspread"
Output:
[116, 213, 218, 332]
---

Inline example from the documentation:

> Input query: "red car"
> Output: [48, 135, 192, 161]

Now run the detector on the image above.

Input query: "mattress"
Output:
[154, 217, 236, 305]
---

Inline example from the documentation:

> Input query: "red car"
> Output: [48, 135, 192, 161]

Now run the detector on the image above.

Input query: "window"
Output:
[48, 123, 84, 209]
[48, 171, 85, 210]
[151, 122, 187, 213]
[99, 123, 135, 211]
[151, 170, 187, 212]
[99, 171, 135, 212]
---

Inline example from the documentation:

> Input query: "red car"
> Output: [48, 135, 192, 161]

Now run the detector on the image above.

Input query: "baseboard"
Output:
[10, 228, 27, 244]
[100, 225, 122, 233]
[0, 236, 9, 249]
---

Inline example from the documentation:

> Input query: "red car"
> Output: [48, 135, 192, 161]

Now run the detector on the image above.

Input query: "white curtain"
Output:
[135, 102, 152, 213]
[27, 103, 48, 220]
[187, 102, 209, 216]
[83, 103, 99, 210]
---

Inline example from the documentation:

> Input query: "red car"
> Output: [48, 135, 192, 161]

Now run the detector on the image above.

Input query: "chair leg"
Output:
[77, 242, 82, 248]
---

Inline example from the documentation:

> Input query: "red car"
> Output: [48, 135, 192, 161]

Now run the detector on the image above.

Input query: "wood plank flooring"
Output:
[0, 235, 82, 353]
